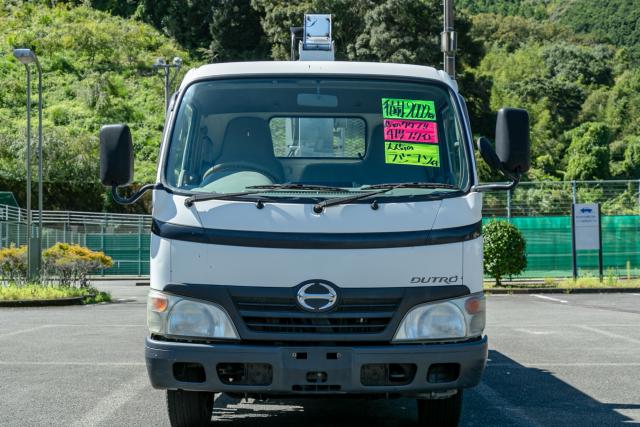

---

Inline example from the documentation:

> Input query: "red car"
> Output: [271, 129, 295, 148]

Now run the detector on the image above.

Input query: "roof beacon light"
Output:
[299, 14, 334, 61]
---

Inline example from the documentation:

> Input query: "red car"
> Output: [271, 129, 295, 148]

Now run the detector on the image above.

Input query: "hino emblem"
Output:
[296, 280, 338, 312]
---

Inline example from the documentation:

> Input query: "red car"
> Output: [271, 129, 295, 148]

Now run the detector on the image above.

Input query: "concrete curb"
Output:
[485, 287, 640, 295]
[0, 294, 94, 307]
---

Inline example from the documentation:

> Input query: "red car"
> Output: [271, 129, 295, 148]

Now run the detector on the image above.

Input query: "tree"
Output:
[556, 0, 640, 48]
[470, 13, 567, 53]
[138, 0, 213, 52]
[458, 0, 548, 19]
[610, 136, 640, 179]
[348, 0, 481, 69]
[348, 1, 441, 64]
[209, 0, 268, 62]
[541, 43, 614, 86]
[604, 70, 640, 140]
[483, 220, 527, 286]
[564, 122, 611, 181]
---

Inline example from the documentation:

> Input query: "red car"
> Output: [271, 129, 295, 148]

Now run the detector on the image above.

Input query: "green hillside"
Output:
[0, 0, 639, 212]
[0, 2, 188, 211]
[460, 0, 640, 47]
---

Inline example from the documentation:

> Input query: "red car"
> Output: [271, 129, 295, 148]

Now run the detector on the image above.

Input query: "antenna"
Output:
[441, 0, 457, 79]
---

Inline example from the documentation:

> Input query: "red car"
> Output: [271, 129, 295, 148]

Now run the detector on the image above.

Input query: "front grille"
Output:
[233, 295, 401, 335]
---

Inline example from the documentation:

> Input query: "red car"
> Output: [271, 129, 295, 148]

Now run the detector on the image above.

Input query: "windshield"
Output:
[164, 77, 470, 199]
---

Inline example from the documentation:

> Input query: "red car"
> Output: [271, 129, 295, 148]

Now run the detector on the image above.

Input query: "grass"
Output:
[0, 283, 111, 304]
[556, 277, 640, 289]
[484, 276, 640, 290]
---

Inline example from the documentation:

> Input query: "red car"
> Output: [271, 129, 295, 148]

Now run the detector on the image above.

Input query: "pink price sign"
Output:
[383, 119, 438, 144]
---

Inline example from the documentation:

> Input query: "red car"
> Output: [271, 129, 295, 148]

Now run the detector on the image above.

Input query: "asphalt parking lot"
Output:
[1, 282, 639, 426]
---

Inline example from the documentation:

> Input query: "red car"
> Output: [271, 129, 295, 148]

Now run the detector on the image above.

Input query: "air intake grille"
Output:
[233, 295, 400, 335]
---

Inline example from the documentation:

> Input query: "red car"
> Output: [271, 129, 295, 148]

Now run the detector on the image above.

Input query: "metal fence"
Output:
[0, 204, 151, 276]
[1, 180, 640, 278]
[483, 180, 640, 218]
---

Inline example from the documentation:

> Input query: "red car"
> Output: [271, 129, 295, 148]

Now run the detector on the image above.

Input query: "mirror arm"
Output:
[472, 171, 520, 193]
[111, 183, 160, 205]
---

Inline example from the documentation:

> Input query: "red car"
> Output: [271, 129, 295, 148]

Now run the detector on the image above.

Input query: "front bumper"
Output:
[145, 336, 488, 396]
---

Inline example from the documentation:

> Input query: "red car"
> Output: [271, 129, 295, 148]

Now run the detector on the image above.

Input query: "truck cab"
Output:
[99, 15, 529, 427]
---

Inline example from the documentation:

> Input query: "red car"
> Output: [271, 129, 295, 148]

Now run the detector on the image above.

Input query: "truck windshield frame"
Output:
[160, 74, 474, 204]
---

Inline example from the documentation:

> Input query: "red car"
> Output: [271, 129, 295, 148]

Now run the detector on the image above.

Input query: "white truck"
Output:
[99, 11, 529, 427]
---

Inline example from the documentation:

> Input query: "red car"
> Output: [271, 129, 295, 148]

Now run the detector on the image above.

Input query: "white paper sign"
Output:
[573, 203, 600, 250]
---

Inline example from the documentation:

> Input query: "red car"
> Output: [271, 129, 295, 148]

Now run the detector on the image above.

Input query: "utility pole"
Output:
[153, 57, 183, 114]
[442, 0, 457, 80]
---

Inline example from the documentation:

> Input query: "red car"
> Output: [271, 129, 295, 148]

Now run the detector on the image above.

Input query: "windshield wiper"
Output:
[313, 182, 459, 213]
[184, 190, 271, 207]
[361, 182, 458, 191]
[184, 183, 348, 207]
[247, 183, 348, 192]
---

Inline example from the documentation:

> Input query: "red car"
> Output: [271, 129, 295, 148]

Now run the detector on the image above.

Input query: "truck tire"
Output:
[416, 390, 463, 427]
[167, 390, 214, 427]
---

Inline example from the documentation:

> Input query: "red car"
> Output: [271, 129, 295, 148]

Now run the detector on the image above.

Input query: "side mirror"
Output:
[495, 108, 530, 174]
[473, 108, 530, 192]
[100, 124, 133, 187]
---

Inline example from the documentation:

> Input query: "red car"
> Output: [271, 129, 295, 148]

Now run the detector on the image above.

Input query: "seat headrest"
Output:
[220, 117, 273, 159]
[215, 117, 284, 182]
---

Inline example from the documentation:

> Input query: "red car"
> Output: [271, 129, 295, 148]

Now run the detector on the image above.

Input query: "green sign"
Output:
[381, 98, 436, 121]
[384, 142, 440, 167]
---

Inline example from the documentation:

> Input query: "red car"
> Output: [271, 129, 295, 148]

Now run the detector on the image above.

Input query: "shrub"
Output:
[483, 220, 527, 286]
[0, 245, 27, 284]
[43, 243, 113, 287]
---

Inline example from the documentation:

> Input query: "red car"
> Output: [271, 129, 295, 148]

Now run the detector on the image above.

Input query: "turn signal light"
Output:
[150, 294, 168, 312]
[464, 297, 482, 315]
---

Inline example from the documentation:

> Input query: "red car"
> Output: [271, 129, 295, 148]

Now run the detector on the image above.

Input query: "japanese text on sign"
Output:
[385, 142, 440, 167]
[383, 119, 438, 143]
[381, 98, 436, 121]
[381, 98, 440, 167]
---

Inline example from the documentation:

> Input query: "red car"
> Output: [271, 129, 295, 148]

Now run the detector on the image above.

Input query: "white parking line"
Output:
[577, 325, 640, 345]
[514, 328, 555, 335]
[490, 324, 639, 328]
[71, 372, 148, 427]
[0, 361, 144, 366]
[50, 323, 143, 327]
[0, 325, 53, 339]
[532, 295, 568, 303]
[474, 382, 544, 427]
[490, 362, 640, 368]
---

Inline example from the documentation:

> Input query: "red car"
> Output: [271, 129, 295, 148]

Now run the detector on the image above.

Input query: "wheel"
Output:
[416, 390, 463, 427]
[167, 390, 214, 427]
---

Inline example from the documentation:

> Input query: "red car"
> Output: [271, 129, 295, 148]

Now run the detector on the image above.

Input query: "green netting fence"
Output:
[483, 216, 640, 278]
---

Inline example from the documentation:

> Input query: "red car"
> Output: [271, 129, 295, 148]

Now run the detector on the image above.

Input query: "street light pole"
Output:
[441, 0, 457, 80]
[35, 56, 43, 271]
[153, 57, 182, 115]
[13, 48, 43, 281]
[24, 63, 33, 279]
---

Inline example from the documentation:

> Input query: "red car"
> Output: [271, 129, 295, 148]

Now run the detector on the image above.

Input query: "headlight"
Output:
[393, 293, 485, 342]
[147, 290, 239, 340]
